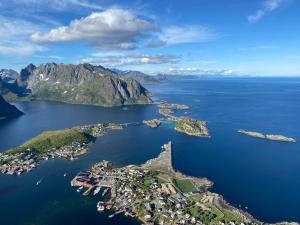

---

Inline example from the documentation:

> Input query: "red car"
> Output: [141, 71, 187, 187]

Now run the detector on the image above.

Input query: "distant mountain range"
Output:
[0, 95, 23, 120]
[0, 63, 152, 107]
[110, 69, 164, 84]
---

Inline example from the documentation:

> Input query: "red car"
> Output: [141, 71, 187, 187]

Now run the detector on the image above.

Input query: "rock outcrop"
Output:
[0, 95, 23, 120]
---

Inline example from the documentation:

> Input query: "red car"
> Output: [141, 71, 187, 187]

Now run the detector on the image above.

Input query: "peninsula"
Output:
[238, 129, 296, 143]
[0, 123, 123, 175]
[70, 142, 261, 225]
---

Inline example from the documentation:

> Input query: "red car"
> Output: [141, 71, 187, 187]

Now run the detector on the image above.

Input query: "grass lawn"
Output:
[173, 178, 197, 193]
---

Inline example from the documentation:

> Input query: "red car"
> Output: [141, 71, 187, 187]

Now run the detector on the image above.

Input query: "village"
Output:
[70, 142, 256, 225]
[0, 123, 123, 176]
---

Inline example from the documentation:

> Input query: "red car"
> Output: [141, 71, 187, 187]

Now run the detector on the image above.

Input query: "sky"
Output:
[0, 0, 299, 76]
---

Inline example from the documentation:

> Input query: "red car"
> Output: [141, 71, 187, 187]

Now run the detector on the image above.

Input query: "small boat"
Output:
[102, 188, 109, 197]
[93, 186, 101, 195]
[77, 186, 83, 192]
[97, 201, 105, 212]
[36, 178, 44, 186]
[64, 173, 67, 177]
[108, 214, 115, 218]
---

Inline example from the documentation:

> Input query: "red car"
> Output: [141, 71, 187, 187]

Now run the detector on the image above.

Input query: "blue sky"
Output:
[0, 0, 299, 76]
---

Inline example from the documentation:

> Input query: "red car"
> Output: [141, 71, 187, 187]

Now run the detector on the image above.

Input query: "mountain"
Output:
[111, 69, 161, 84]
[0, 69, 19, 83]
[0, 95, 23, 120]
[155, 74, 199, 81]
[16, 63, 152, 106]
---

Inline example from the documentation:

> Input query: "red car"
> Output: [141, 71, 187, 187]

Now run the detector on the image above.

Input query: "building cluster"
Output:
[71, 160, 248, 225]
[0, 142, 89, 175]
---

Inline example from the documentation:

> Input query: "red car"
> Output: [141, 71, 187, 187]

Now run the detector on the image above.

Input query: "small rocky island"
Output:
[171, 116, 210, 138]
[143, 119, 162, 128]
[70, 142, 259, 225]
[158, 101, 189, 116]
[238, 129, 296, 143]
[0, 123, 123, 175]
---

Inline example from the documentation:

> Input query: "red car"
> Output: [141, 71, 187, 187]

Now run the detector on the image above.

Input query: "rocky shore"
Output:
[238, 129, 296, 143]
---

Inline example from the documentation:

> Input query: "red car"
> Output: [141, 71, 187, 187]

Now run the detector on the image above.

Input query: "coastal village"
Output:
[0, 99, 296, 224]
[0, 123, 123, 175]
[0, 100, 212, 176]
[70, 142, 258, 225]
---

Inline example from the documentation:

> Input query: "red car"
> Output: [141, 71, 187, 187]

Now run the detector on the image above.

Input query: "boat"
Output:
[77, 186, 83, 192]
[93, 186, 101, 195]
[108, 214, 115, 218]
[36, 177, 44, 186]
[102, 188, 109, 197]
[64, 173, 67, 177]
[97, 201, 105, 212]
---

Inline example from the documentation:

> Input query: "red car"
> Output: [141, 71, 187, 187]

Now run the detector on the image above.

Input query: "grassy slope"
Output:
[6, 128, 94, 155]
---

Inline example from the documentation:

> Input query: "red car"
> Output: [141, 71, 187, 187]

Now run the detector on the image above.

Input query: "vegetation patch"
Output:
[6, 128, 94, 155]
[173, 178, 197, 193]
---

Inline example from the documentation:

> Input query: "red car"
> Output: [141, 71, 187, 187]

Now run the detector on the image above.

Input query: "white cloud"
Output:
[0, 16, 47, 56]
[149, 26, 218, 47]
[81, 54, 180, 67]
[165, 67, 234, 76]
[248, 0, 285, 23]
[239, 45, 278, 51]
[0, 43, 46, 56]
[31, 8, 159, 50]
[9, 0, 103, 11]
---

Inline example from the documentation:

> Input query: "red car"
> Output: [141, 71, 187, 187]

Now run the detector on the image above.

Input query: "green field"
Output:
[5, 127, 94, 155]
[173, 178, 198, 193]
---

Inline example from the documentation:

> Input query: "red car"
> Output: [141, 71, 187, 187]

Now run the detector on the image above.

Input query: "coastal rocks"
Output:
[238, 129, 296, 143]
[143, 119, 162, 128]
[171, 116, 210, 137]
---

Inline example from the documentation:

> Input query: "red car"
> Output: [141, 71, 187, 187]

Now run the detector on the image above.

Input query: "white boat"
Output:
[102, 188, 109, 197]
[64, 173, 67, 177]
[93, 186, 101, 195]
[108, 214, 115, 218]
[97, 201, 105, 212]
[36, 178, 43, 186]
[77, 186, 83, 192]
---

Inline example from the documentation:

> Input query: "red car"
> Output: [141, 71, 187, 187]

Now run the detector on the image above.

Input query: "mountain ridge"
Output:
[2, 63, 152, 106]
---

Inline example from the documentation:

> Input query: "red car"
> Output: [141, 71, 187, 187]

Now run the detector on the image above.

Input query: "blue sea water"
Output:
[0, 77, 300, 224]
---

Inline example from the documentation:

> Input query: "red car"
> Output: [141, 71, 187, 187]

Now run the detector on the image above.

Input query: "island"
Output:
[143, 119, 162, 128]
[171, 116, 210, 138]
[0, 123, 123, 175]
[70, 142, 259, 225]
[238, 129, 296, 143]
[158, 101, 189, 117]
